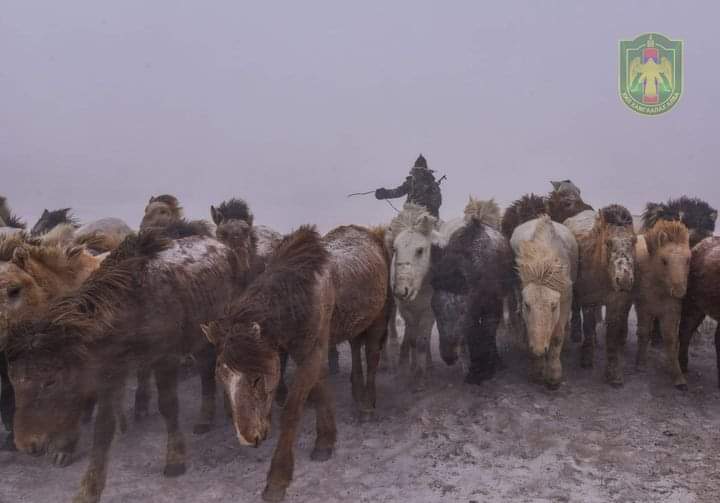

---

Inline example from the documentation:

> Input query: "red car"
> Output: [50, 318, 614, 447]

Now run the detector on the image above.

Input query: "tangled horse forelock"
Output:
[517, 219, 571, 293]
[388, 204, 436, 242]
[517, 245, 570, 293]
[644, 220, 690, 255]
[600, 205, 633, 228]
[464, 197, 502, 229]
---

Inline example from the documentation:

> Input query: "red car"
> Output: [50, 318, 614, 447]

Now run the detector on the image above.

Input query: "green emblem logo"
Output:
[619, 33, 683, 115]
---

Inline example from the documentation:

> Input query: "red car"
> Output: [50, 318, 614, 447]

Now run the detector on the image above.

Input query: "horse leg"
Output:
[605, 298, 631, 387]
[570, 297, 582, 343]
[465, 304, 501, 385]
[308, 377, 337, 462]
[678, 301, 705, 374]
[660, 311, 686, 390]
[650, 318, 663, 348]
[193, 345, 216, 435]
[134, 365, 152, 421]
[545, 319, 566, 390]
[634, 305, 653, 371]
[413, 311, 434, 382]
[327, 345, 340, 375]
[580, 305, 596, 369]
[275, 351, 289, 406]
[263, 344, 324, 502]
[715, 323, 720, 389]
[72, 392, 117, 503]
[0, 353, 16, 451]
[358, 314, 386, 419]
[153, 361, 186, 477]
[382, 304, 400, 369]
[349, 338, 365, 405]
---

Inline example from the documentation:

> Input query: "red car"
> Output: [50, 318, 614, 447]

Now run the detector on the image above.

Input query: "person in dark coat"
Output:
[375, 154, 442, 218]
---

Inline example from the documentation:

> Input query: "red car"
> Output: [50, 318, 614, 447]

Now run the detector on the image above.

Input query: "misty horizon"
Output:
[2, 1, 718, 233]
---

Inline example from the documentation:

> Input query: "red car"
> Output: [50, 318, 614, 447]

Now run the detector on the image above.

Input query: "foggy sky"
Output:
[1, 1, 718, 233]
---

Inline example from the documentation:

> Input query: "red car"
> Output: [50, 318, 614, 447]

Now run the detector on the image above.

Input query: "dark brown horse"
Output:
[203, 224, 390, 502]
[6, 229, 249, 503]
[679, 236, 720, 387]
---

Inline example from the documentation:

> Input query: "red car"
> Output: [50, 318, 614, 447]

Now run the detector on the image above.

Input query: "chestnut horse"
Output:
[203, 224, 390, 502]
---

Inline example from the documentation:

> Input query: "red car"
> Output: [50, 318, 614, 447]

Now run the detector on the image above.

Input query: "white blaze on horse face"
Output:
[392, 230, 431, 302]
[522, 284, 561, 356]
[222, 366, 253, 446]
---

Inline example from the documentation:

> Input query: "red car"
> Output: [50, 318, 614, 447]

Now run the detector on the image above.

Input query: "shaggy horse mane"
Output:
[388, 203, 437, 240]
[464, 197, 501, 229]
[0, 196, 26, 230]
[219, 226, 329, 375]
[6, 231, 172, 357]
[516, 222, 570, 293]
[156, 219, 213, 239]
[2, 214, 26, 230]
[642, 197, 717, 234]
[149, 194, 181, 210]
[0, 233, 36, 261]
[584, 204, 635, 269]
[211, 198, 253, 226]
[644, 220, 689, 256]
[600, 205, 634, 228]
[501, 194, 548, 238]
[32, 208, 78, 236]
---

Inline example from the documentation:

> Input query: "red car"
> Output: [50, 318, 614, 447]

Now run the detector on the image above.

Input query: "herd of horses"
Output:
[0, 185, 719, 503]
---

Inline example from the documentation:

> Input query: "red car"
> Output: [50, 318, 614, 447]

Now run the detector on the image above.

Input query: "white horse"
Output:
[385, 198, 500, 379]
[510, 215, 578, 388]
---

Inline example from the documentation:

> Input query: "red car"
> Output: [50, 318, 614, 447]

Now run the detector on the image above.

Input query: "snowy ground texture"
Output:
[2, 315, 720, 503]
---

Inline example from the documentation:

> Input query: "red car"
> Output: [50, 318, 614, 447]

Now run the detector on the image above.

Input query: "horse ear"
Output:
[201, 322, 221, 346]
[210, 205, 221, 225]
[148, 196, 155, 204]
[550, 181, 561, 191]
[12, 247, 29, 269]
[417, 214, 436, 236]
[42, 209, 49, 217]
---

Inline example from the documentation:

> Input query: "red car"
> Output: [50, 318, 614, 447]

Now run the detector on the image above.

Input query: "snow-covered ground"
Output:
[2, 316, 720, 503]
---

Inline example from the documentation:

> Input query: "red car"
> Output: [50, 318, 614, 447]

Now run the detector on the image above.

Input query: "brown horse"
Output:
[547, 181, 594, 224]
[634, 220, 691, 389]
[203, 225, 389, 502]
[140, 194, 183, 229]
[0, 235, 107, 455]
[6, 229, 249, 503]
[678, 237, 720, 387]
[563, 205, 636, 385]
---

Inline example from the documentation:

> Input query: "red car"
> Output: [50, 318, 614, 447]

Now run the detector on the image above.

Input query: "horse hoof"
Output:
[310, 447, 334, 462]
[52, 452, 73, 467]
[545, 381, 561, 391]
[193, 423, 212, 435]
[163, 463, 186, 477]
[262, 485, 287, 502]
[675, 383, 688, 392]
[0, 434, 16, 452]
